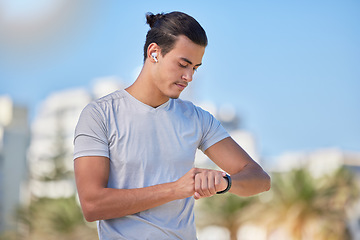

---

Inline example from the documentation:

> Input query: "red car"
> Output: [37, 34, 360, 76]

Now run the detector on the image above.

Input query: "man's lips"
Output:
[175, 82, 187, 90]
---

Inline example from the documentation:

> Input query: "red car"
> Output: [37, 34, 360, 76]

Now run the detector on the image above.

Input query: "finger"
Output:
[201, 174, 212, 196]
[214, 173, 223, 192]
[194, 174, 204, 197]
[194, 192, 201, 200]
[207, 172, 217, 195]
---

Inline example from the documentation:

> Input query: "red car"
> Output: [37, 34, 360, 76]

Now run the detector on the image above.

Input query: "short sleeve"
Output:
[73, 102, 109, 160]
[196, 106, 230, 152]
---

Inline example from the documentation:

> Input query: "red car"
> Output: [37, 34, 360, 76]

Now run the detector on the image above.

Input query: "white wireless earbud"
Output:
[151, 53, 158, 63]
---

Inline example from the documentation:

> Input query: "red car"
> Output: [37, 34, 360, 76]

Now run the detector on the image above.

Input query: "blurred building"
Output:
[27, 88, 91, 198]
[27, 77, 123, 198]
[274, 148, 360, 176]
[0, 96, 30, 232]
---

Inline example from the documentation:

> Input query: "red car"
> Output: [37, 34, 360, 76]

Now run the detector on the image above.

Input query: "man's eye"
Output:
[179, 63, 187, 68]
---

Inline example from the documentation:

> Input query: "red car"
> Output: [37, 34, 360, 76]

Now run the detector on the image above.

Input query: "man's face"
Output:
[154, 35, 205, 100]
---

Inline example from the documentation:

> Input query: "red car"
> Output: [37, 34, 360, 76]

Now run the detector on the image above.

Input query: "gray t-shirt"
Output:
[74, 89, 229, 240]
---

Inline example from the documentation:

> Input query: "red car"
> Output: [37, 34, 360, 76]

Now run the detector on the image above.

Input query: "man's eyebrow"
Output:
[180, 57, 202, 67]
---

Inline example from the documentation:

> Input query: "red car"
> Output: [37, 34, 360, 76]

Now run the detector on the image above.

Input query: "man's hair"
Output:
[143, 11, 208, 62]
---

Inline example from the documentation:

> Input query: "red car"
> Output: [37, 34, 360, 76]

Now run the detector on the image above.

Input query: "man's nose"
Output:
[182, 69, 193, 82]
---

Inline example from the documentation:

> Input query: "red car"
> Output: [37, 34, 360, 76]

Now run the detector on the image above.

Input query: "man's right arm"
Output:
[74, 156, 203, 222]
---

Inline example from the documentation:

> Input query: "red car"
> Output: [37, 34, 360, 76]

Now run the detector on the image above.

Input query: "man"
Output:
[74, 11, 270, 239]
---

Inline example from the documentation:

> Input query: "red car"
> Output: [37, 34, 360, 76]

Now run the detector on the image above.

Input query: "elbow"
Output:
[263, 172, 271, 192]
[83, 212, 97, 223]
[81, 201, 101, 222]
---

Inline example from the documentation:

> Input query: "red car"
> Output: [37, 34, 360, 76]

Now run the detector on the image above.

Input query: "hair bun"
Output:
[146, 12, 165, 28]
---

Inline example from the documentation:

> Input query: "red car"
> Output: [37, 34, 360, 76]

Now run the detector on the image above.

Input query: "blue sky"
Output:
[0, 0, 359, 160]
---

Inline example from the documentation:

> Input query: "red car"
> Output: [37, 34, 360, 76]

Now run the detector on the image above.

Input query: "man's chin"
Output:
[168, 92, 181, 99]
[164, 88, 183, 100]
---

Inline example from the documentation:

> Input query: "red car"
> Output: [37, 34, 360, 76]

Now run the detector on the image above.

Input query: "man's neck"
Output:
[125, 67, 169, 108]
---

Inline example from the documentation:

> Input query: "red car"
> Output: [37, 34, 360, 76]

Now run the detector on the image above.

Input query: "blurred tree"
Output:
[243, 166, 359, 240]
[196, 166, 359, 240]
[15, 197, 97, 240]
[195, 194, 256, 240]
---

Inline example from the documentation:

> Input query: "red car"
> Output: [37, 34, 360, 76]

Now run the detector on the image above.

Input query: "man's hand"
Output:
[173, 168, 228, 200]
[173, 168, 198, 199]
[193, 168, 228, 200]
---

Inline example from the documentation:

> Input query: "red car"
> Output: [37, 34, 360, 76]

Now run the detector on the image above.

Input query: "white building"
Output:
[0, 96, 30, 232]
[27, 88, 91, 198]
[27, 77, 123, 198]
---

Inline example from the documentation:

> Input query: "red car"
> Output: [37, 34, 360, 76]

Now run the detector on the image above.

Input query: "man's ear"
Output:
[147, 43, 161, 63]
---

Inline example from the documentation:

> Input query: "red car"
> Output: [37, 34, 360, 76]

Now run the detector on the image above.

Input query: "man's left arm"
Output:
[204, 137, 271, 197]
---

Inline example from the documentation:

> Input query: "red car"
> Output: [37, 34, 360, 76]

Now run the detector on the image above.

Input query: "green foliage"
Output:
[196, 166, 360, 240]
[196, 194, 256, 240]
[13, 196, 98, 240]
[197, 194, 254, 223]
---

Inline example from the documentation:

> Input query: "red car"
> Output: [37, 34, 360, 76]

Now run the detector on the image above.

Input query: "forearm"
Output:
[75, 155, 227, 221]
[80, 181, 179, 222]
[229, 163, 271, 197]
[76, 164, 200, 222]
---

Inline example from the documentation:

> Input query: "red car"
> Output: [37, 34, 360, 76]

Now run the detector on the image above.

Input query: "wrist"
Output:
[216, 174, 232, 194]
